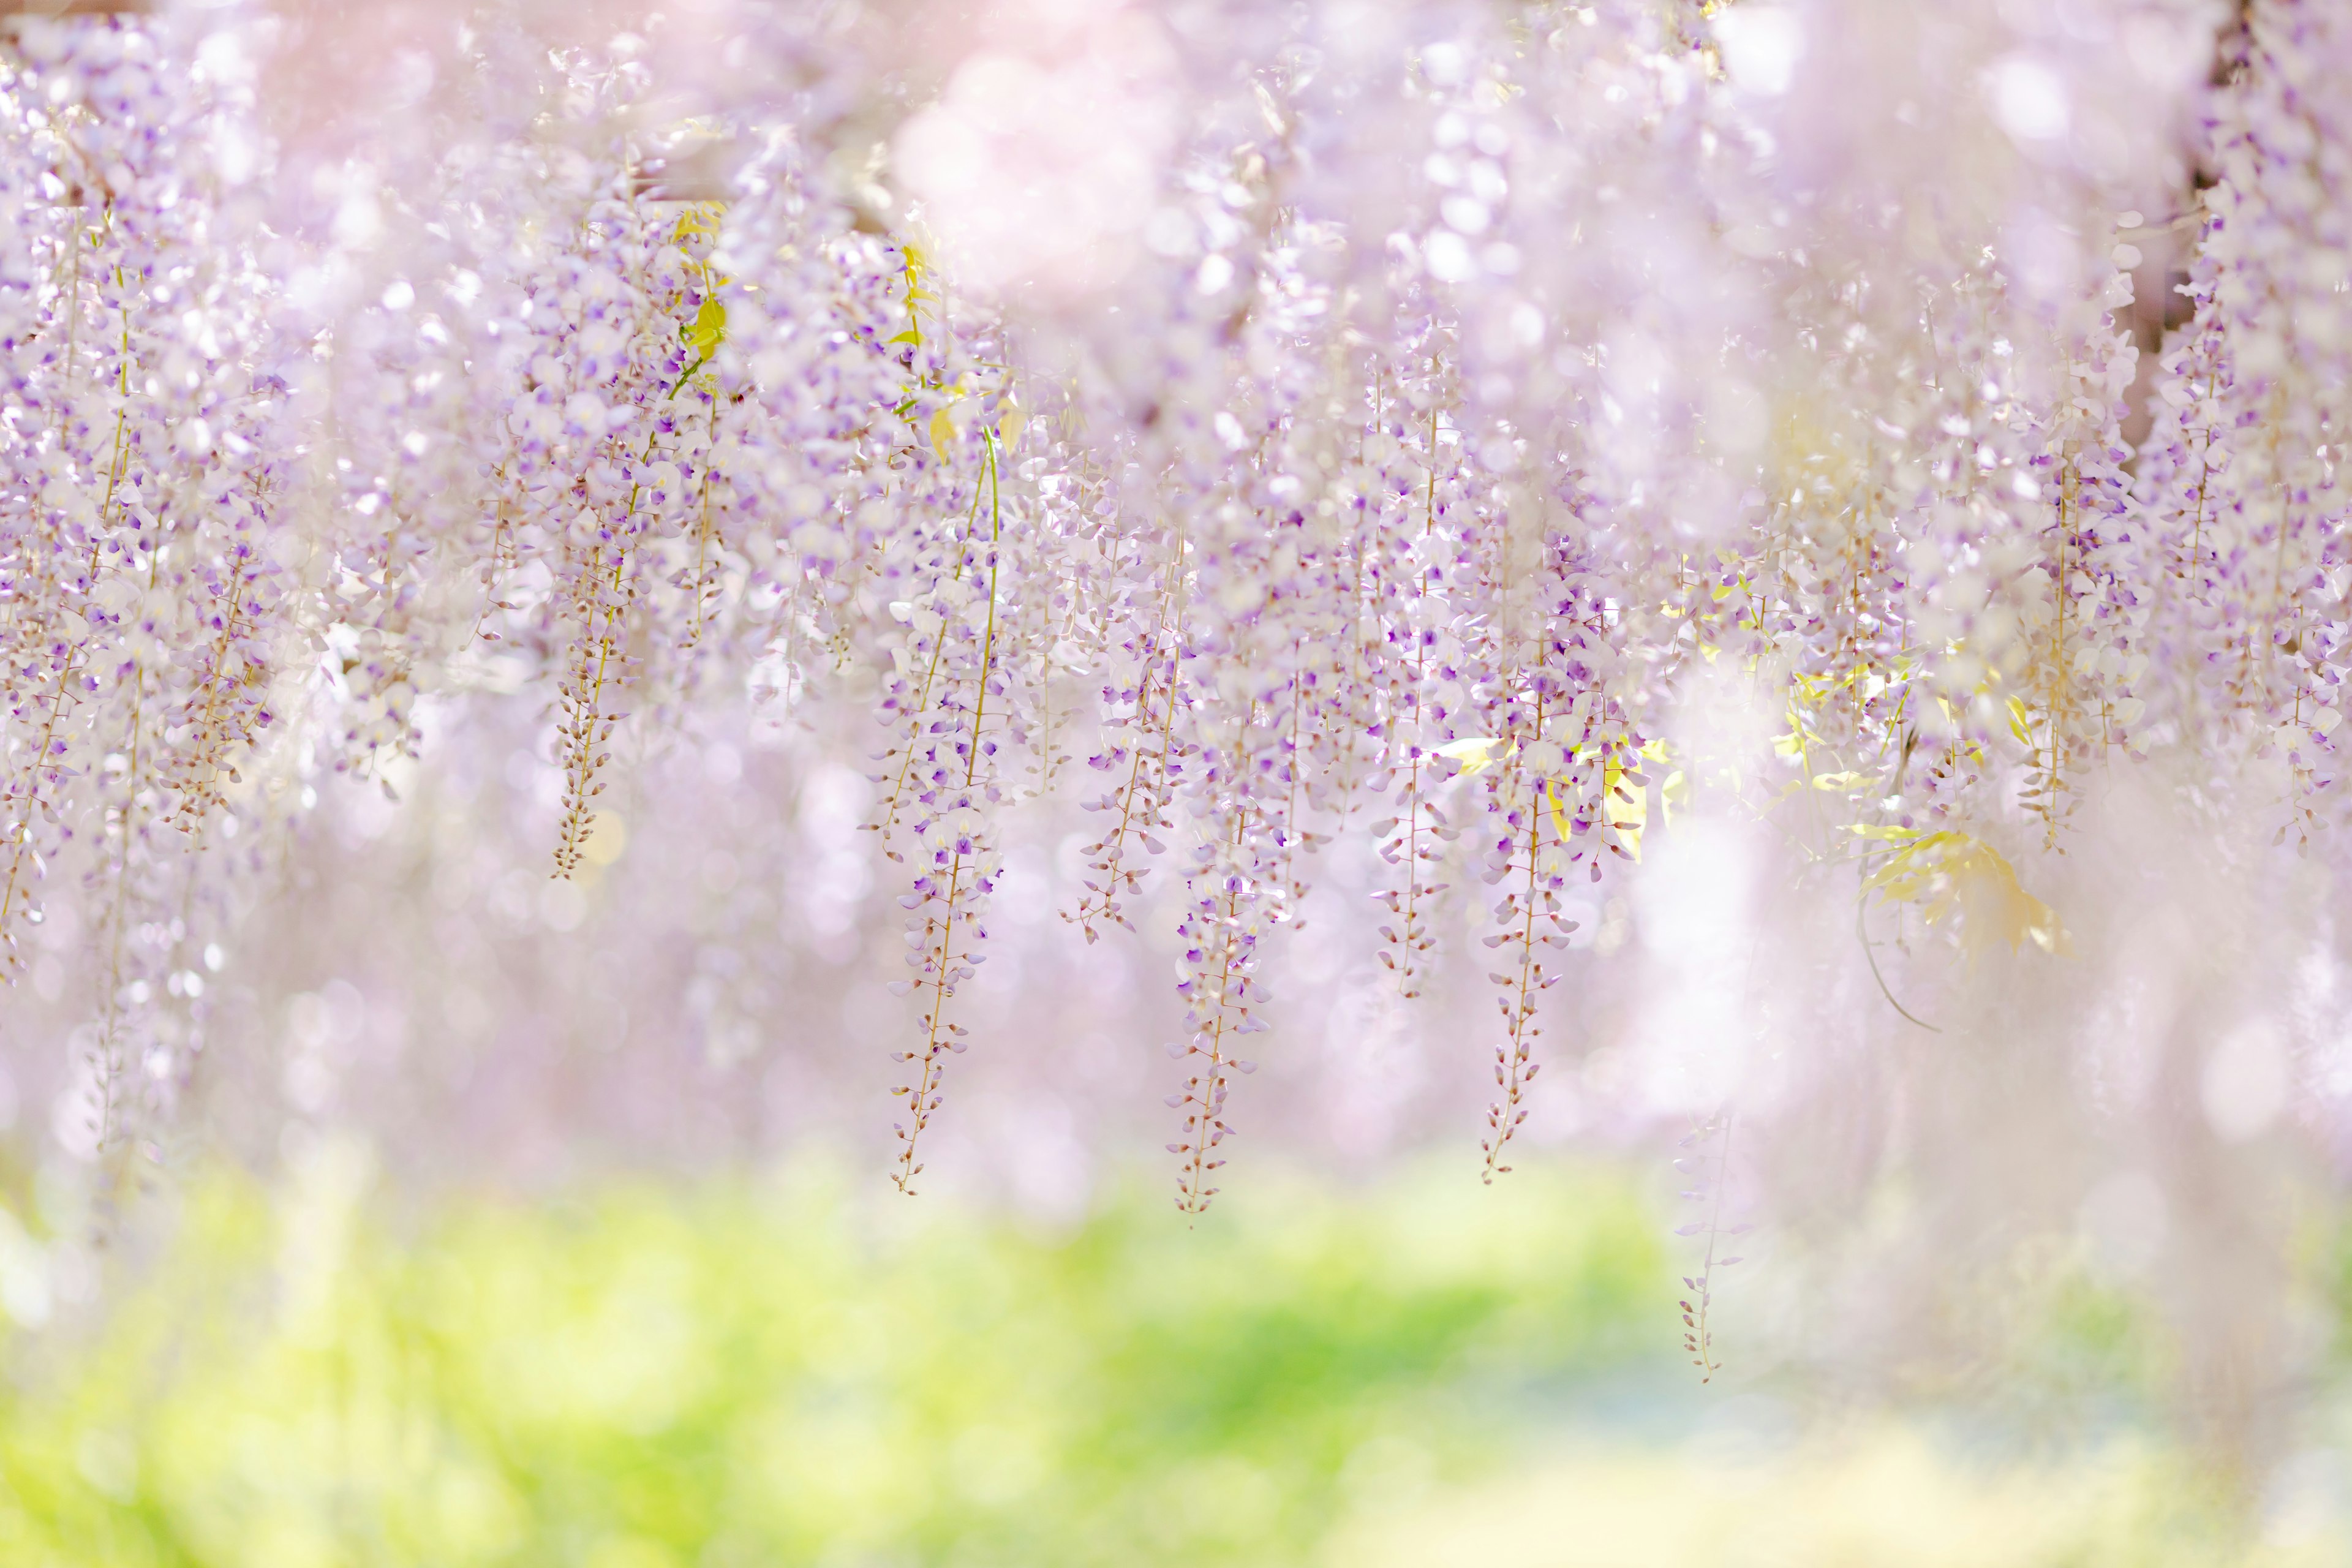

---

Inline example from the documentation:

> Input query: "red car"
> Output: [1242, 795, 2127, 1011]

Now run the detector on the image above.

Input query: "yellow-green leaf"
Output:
[1540, 778, 1572, 846]
[1602, 758, 1646, 862]
[1861, 829, 2068, 962]
[671, 205, 723, 243]
[687, 296, 726, 355]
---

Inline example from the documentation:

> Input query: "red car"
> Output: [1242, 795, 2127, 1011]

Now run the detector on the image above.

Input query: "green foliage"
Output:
[0, 1159, 2309, 1567]
[1853, 825, 2070, 960]
[685, 297, 726, 359]
[0, 1157, 1664, 1567]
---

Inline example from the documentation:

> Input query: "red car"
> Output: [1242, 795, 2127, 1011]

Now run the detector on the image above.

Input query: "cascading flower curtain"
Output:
[4, 0, 2346, 1451]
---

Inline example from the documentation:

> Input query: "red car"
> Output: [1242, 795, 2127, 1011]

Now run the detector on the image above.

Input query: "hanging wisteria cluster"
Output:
[6, 0, 2350, 1364]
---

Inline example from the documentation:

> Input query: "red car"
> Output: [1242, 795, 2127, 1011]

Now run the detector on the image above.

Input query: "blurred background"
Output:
[6, 0, 2351, 1559]
[2, 1145, 2350, 1566]
[0, 702, 2345, 1566]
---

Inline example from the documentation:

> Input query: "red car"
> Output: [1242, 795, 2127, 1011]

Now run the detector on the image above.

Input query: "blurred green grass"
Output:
[0, 1149, 1666, 1567]
[0, 1148, 2317, 1568]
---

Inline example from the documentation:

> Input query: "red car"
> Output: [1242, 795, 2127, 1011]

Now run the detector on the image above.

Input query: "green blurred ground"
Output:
[0, 1150, 2324, 1567]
